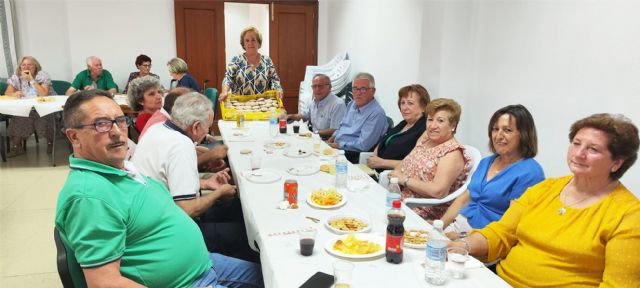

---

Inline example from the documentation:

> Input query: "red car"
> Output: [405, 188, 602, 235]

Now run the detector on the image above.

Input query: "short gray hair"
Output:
[86, 56, 100, 66]
[127, 75, 161, 112]
[171, 92, 213, 129]
[353, 72, 375, 88]
[313, 73, 331, 85]
[167, 57, 189, 74]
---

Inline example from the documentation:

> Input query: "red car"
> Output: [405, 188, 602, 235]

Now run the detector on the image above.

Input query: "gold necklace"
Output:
[558, 190, 597, 216]
[558, 180, 617, 215]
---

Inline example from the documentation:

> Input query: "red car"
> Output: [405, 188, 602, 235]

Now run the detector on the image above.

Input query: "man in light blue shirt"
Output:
[288, 74, 346, 138]
[328, 72, 388, 162]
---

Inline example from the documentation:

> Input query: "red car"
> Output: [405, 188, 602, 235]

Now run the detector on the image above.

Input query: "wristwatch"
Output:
[402, 176, 410, 186]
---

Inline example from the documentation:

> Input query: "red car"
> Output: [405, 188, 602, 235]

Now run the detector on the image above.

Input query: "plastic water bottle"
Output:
[433, 220, 444, 235]
[386, 177, 402, 207]
[269, 111, 278, 137]
[425, 239, 447, 285]
[335, 150, 348, 188]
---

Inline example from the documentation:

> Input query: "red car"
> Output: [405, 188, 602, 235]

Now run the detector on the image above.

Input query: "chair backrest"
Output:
[51, 80, 72, 95]
[54, 227, 87, 288]
[0, 81, 8, 95]
[336, 81, 352, 106]
[204, 88, 218, 111]
[382, 144, 483, 207]
[386, 116, 394, 132]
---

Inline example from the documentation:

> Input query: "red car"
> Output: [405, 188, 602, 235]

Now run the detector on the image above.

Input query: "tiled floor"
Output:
[0, 134, 70, 288]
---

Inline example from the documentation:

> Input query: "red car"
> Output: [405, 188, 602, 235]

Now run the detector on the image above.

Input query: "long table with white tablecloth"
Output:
[219, 120, 510, 288]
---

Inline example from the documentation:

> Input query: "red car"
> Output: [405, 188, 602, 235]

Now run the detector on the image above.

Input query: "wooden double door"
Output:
[174, 0, 318, 120]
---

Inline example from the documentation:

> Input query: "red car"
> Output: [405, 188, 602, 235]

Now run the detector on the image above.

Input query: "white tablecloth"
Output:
[219, 120, 510, 288]
[0, 96, 68, 117]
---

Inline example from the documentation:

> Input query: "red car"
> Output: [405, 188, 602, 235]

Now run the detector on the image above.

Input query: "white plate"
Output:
[403, 227, 432, 249]
[306, 191, 347, 209]
[264, 140, 290, 149]
[243, 169, 282, 184]
[325, 214, 372, 234]
[287, 165, 319, 176]
[283, 149, 312, 158]
[325, 233, 385, 259]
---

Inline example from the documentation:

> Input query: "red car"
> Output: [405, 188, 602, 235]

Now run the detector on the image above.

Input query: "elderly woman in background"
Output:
[127, 76, 163, 132]
[4, 56, 57, 157]
[440, 105, 544, 238]
[367, 84, 430, 172]
[167, 57, 200, 91]
[123, 54, 160, 93]
[219, 26, 283, 101]
[452, 113, 640, 287]
[388, 98, 472, 220]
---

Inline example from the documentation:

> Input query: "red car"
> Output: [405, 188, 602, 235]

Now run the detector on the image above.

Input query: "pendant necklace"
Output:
[558, 191, 595, 216]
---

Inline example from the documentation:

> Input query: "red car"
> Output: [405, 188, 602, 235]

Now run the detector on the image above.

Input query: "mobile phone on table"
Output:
[299, 271, 333, 288]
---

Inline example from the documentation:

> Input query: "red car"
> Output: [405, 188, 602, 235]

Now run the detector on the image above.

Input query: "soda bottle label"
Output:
[385, 234, 404, 253]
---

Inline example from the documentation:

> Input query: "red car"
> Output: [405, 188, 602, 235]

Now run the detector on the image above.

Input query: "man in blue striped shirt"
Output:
[327, 72, 388, 162]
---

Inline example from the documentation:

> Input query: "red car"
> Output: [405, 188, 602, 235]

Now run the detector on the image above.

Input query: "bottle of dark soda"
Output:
[385, 200, 405, 264]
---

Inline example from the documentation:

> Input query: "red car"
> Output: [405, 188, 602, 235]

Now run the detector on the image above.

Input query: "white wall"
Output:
[224, 3, 269, 64]
[13, 0, 176, 89]
[447, 0, 640, 194]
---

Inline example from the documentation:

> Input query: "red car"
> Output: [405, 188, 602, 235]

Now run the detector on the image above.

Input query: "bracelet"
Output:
[403, 176, 410, 186]
[459, 238, 470, 252]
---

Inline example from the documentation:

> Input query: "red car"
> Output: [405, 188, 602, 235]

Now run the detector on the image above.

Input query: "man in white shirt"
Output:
[133, 92, 256, 261]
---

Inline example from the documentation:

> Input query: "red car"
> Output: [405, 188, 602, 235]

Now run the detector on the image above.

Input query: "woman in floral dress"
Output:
[388, 98, 472, 220]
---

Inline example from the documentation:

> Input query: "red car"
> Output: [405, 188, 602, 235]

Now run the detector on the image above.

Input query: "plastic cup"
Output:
[250, 154, 262, 170]
[333, 261, 354, 287]
[298, 228, 317, 256]
[447, 247, 469, 279]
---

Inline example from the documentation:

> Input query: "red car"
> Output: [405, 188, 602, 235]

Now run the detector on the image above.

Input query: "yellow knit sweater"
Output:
[476, 176, 640, 288]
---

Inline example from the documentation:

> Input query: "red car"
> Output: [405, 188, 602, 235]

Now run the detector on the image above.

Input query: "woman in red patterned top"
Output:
[127, 76, 163, 133]
[388, 98, 472, 220]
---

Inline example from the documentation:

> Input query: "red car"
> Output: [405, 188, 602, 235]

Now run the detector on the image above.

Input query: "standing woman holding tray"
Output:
[219, 27, 283, 101]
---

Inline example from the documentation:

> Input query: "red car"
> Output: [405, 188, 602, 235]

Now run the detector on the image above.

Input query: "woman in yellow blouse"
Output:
[452, 113, 639, 287]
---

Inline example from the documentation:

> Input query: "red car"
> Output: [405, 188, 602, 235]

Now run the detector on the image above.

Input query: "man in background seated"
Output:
[287, 73, 346, 138]
[327, 72, 388, 163]
[66, 56, 117, 95]
[133, 92, 257, 261]
[56, 89, 262, 287]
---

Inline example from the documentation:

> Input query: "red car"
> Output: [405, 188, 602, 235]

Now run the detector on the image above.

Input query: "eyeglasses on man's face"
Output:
[352, 86, 372, 94]
[311, 83, 330, 89]
[140, 64, 152, 68]
[73, 116, 131, 133]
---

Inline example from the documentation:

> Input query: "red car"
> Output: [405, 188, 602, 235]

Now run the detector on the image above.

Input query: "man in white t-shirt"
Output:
[133, 92, 256, 261]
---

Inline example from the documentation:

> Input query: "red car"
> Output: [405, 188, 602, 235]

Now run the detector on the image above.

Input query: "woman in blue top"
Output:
[440, 104, 545, 238]
[167, 57, 200, 91]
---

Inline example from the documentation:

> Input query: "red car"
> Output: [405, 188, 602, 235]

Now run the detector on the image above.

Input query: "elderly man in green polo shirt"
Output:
[55, 89, 263, 288]
[65, 56, 118, 95]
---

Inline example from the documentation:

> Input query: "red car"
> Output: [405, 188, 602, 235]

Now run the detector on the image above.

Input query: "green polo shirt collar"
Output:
[69, 155, 128, 177]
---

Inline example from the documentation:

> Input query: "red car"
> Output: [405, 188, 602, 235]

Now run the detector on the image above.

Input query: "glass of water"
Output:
[447, 247, 469, 279]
